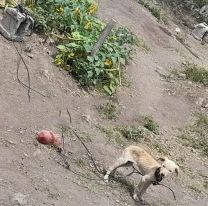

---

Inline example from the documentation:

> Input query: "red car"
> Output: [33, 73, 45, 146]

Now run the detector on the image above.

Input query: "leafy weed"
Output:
[97, 101, 120, 120]
[143, 115, 159, 134]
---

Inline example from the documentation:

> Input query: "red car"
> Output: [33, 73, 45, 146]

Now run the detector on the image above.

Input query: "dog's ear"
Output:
[175, 166, 179, 176]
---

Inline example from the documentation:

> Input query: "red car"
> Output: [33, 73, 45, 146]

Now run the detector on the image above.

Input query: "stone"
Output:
[178, 73, 186, 79]
[200, 5, 208, 20]
[26, 53, 33, 59]
[175, 27, 181, 34]
[196, 97, 204, 106]
[192, 22, 208, 42]
[202, 98, 208, 108]
[24, 45, 32, 53]
[12, 193, 27, 206]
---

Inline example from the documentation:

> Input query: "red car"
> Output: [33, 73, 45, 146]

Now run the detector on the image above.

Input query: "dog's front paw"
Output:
[133, 193, 140, 201]
[133, 193, 144, 203]
[104, 174, 109, 183]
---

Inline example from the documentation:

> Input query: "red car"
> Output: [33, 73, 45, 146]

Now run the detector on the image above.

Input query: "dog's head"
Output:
[158, 157, 179, 177]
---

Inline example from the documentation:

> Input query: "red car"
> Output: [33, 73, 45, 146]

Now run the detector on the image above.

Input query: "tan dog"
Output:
[104, 145, 179, 202]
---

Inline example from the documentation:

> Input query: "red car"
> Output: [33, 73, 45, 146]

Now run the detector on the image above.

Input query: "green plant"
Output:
[96, 125, 126, 146]
[97, 101, 120, 120]
[184, 62, 208, 86]
[117, 125, 148, 141]
[33, 0, 142, 95]
[137, 0, 167, 23]
[97, 124, 149, 145]
[143, 115, 159, 134]
[152, 143, 168, 155]
[179, 113, 208, 157]
[194, 0, 208, 8]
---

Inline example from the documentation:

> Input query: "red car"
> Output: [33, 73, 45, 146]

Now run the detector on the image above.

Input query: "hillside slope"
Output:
[0, 0, 207, 205]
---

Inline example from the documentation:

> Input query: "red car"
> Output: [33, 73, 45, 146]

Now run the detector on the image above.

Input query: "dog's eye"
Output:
[169, 170, 172, 172]
[162, 165, 165, 168]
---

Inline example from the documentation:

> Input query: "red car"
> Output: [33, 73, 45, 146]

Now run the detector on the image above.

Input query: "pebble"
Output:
[12, 193, 27, 206]
[196, 97, 204, 106]
[26, 53, 33, 59]
[33, 149, 41, 157]
[178, 73, 186, 79]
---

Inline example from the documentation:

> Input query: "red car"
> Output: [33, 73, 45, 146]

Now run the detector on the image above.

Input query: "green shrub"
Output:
[184, 62, 208, 86]
[33, 0, 139, 95]
[143, 115, 159, 134]
[117, 126, 147, 141]
[194, 0, 208, 8]
[97, 101, 120, 120]
[179, 113, 208, 157]
[137, 0, 164, 22]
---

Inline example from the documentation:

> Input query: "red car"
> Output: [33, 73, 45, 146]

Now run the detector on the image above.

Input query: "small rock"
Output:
[116, 200, 120, 203]
[24, 46, 32, 53]
[33, 149, 41, 157]
[175, 27, 181, 34]
[23, 153, 29, 157]
[40, 69, 50, 79]
[202, 98, 208, 108]
[82, 114, 91, 123]
[178, 73, 186, 79]
[48, 38, 55, 46]
[38, 38, 45, 44]
[26, 53, 33, 59]
[196, 97, 204, 106]
[12, 193, 27, 206]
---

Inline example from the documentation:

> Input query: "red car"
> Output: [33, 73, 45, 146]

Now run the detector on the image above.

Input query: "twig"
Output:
[200, 174, 208, 179]
[13, 42, 47, 99]
[69, 128, 103, 174]
[13, 42, 31, 102]
[56, 152, 99, 181]
[66, 108, 72, 124]
[51, 32, 83, 41]
[61, 126, 65, 153]
[156, 183, 176, 200]
[65, 109, 102, 174]
[117, 57, 121, 85]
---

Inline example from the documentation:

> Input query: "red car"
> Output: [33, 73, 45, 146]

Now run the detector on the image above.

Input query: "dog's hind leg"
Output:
[104, 157, 133, 182]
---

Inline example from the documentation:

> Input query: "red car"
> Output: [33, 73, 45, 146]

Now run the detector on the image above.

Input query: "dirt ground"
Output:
[0, 0, 208, 205]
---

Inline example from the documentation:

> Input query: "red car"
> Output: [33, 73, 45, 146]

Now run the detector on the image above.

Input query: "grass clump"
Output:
[143, 115, 159, 134]
[184, 62, 208, 86]
[194, 0, 208, 8]
[137, 0, 167, 23]
[32, 0, 143, 95]
[179, 113, 208, 157]
[97, 101, 120, 120]
[97, 125, 149, 146]
[117, 125, 148, 141]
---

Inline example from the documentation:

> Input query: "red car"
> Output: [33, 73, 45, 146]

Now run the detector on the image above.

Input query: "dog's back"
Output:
[123, 145, 160, 174]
